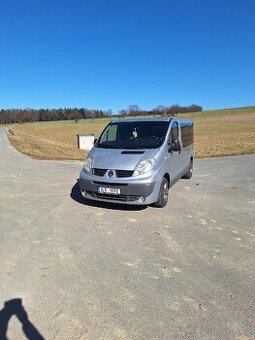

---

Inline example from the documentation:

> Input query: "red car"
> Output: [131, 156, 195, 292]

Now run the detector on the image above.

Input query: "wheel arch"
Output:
[163, 173, 170, 188]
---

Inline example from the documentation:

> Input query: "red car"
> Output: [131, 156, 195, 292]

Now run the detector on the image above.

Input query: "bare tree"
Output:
[118, 109, 128, 118]
[153, 105, 168, 117]
[103, 109, 113, 117]
[128, 105, 140, 118]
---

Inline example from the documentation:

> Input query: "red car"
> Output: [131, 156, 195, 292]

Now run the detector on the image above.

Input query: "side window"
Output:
[181, 125, 188, 148]
[181, 123, 194, 147]
[170, 122, 179, 141]
[100, 124, 117, 143]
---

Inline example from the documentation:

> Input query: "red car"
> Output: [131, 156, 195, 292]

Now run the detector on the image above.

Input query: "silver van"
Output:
[79, 118, 194, 207]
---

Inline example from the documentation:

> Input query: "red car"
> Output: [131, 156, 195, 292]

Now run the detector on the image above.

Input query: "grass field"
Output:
[4, 106, 255, 160]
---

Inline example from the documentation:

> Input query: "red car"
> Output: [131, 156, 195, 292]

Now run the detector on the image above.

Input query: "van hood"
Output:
[90, 148, 159, 170]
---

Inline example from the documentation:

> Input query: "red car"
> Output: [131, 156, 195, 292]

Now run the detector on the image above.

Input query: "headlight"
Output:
[82, 157, 93, 173]
[133, 158, 155, 176]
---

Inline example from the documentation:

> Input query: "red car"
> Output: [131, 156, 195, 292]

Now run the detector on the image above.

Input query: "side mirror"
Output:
[168, 139, 180, 152]
[94, 138, 98, 145]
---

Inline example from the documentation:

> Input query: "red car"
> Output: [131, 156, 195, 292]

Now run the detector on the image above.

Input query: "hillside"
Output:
[4, 106, 255, 160]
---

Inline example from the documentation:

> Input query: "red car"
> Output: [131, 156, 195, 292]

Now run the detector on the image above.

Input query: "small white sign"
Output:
[77, 134, 94, 150]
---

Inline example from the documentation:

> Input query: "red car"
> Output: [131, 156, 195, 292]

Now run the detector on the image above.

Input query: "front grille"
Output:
[93, 168, 107, 176]
[92, 168, 134, 178]
[87, 191, 139, 202]
[92, 181, 128, 186]
[116, 170, 134, 178]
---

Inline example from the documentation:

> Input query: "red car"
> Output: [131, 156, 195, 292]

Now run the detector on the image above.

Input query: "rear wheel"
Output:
[153, 177, 169, 208]
[182, 159, 193, 179]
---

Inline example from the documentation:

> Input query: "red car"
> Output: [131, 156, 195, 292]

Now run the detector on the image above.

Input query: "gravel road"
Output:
[0, 128, 254, 339]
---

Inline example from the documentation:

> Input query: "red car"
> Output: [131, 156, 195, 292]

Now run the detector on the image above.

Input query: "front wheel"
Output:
[153, 177, 169, 208]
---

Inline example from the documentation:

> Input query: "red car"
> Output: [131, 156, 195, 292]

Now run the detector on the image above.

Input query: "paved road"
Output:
[0, 128, 254, 340]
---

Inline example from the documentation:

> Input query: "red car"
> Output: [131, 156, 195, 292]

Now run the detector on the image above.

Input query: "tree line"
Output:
[0, 104, 202, 124]
[0, 108, 113, 124]
[118, 104, 203, 118]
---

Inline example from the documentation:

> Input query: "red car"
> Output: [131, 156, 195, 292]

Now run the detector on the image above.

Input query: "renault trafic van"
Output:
[79, 118, 194, 207]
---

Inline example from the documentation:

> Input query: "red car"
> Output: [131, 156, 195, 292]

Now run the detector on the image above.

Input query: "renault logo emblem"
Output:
[108, 170, 114, 178]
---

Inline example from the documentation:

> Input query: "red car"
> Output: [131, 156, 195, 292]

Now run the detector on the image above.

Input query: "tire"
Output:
[153, 177, 169, 208]
[182, 159, 193, 179]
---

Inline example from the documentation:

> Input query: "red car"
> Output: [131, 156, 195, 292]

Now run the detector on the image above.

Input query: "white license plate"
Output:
[97, 187, 120, 195]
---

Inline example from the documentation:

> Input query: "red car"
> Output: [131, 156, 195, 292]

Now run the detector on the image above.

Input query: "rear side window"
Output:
[181, 122, 194, 147]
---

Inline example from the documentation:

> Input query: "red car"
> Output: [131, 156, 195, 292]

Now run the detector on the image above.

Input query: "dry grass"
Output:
[188, 111, 255, 157]
[4, 108, 255, 160]
[5, 119, 109, 160]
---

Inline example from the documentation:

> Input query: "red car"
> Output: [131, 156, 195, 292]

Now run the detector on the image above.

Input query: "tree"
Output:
[118, 109, 127, 118]
[70, 109, 82, 123]
[128, 105, 140, 118]
[153, 105, 167, 117]
[104, 109, 113, 117]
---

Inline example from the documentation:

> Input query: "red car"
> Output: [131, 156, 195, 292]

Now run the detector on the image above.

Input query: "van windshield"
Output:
[98, 121, 169, 149]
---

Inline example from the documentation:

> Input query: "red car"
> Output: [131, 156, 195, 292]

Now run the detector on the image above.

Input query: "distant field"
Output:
[4, 106, 255, 160]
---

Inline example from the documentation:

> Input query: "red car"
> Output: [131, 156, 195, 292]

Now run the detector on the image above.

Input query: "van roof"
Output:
[110, 117, 193, 124]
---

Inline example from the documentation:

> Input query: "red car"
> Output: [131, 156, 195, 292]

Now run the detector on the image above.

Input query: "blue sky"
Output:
[0, 0, 254, 113]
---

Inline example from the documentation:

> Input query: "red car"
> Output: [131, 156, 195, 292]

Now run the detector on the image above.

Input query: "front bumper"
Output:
[79, 170, 159, 205]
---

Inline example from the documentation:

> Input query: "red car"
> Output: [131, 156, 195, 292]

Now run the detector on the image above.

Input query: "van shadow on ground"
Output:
[70, 181, 147, 211]
[0, 298, 44, 340]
